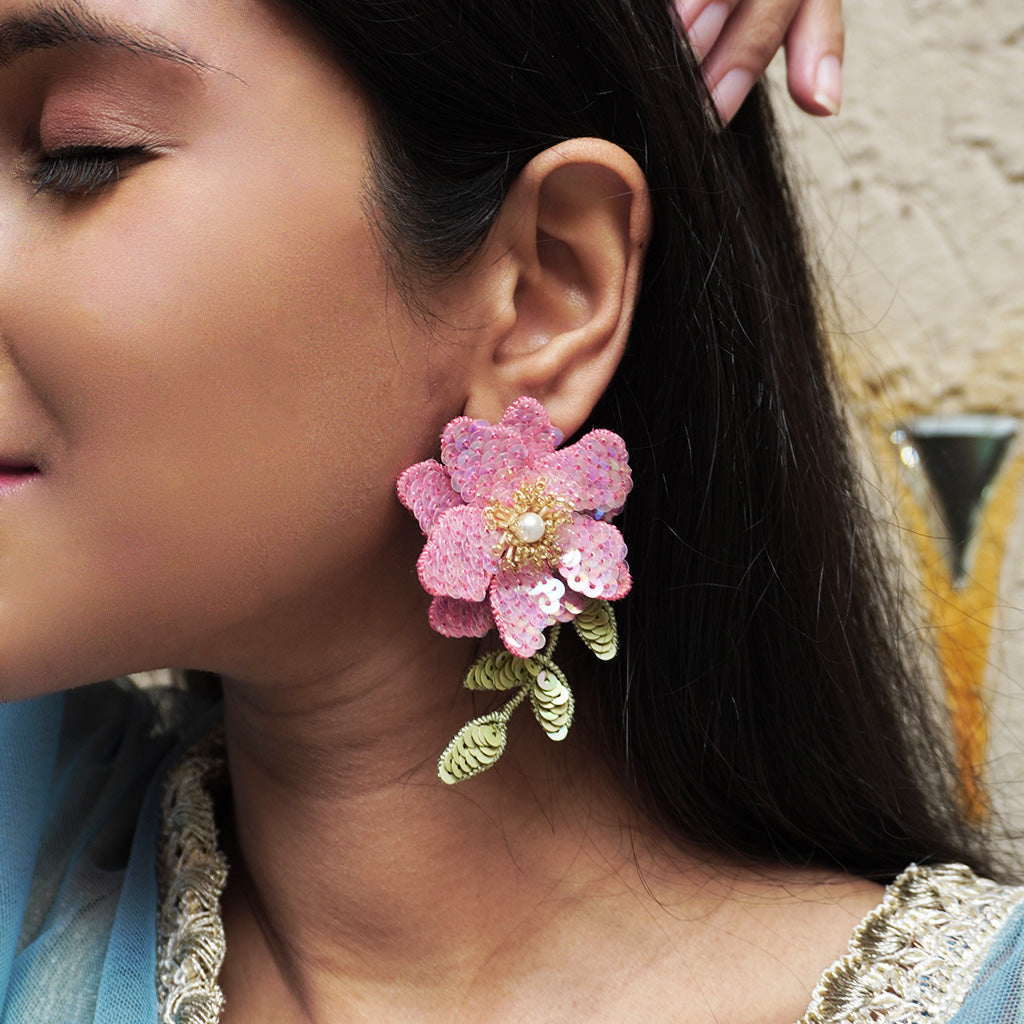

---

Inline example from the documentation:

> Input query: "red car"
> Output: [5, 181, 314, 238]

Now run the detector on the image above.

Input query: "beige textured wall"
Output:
[774, 0, 1024, 418]
[770, 0, 1024, 826]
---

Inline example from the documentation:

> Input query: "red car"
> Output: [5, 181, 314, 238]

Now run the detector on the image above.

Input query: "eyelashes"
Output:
[26, 145, 152, 197]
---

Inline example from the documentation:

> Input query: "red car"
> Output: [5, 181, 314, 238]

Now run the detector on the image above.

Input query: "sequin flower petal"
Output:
[440, 399, 564, 505]
[396, 460, 462, 535]
[490, 567, 561, 658]
[417, 506, 500, 602]
[537, 429, 632, 519]
[558, 518, 631, 601]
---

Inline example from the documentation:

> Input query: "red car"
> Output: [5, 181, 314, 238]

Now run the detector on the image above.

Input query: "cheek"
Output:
[47, 164, 400, 499]
[0, 148, 436, 693]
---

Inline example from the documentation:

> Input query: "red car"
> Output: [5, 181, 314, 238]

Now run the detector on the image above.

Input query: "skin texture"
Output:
[0, 1, 877, 1022]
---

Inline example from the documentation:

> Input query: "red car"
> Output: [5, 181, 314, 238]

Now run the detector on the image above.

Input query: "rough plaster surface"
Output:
[770, 0, 1024, 830]
[773, 1, 1023, 419]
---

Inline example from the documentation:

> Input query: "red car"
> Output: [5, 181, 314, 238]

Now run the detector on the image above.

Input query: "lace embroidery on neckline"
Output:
[155, 736, 1024, 1024]
[157, 726, 228, 1024]
[799, 861, 1024, 1024]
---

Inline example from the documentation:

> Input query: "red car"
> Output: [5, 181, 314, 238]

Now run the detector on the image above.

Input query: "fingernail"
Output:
[710, 68, 755, 124]
[688, 1, 729, 58]
[813, 54, 842, 115]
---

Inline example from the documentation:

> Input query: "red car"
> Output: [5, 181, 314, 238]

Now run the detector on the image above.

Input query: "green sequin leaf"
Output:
[437, 712, 509, 784]
[462, 650, 534, 691]
[572, 599, 618, 660]
[529, 660, 574, 741]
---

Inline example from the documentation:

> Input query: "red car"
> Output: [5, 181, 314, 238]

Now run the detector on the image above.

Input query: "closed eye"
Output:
[27, 145, 152, 197]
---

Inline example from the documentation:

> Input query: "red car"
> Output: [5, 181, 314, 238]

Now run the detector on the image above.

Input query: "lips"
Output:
[0, 461, 40, 495]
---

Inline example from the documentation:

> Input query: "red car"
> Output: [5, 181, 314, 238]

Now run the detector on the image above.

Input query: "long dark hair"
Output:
[279, 0, 992, 879]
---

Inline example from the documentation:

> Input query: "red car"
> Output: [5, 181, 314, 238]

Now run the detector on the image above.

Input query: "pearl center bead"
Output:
[514, 511, 546, 543]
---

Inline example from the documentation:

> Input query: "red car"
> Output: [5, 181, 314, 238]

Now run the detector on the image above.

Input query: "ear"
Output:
[452, 138, 652, 437]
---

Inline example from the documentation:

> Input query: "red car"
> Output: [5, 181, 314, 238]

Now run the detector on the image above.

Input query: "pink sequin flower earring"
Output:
[397, 397, 632, 783]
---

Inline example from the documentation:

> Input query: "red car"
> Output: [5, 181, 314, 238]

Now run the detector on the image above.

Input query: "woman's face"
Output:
[0, 0, 459, 696]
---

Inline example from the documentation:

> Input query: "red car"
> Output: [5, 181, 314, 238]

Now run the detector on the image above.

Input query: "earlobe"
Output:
[460, 139, 652, 436]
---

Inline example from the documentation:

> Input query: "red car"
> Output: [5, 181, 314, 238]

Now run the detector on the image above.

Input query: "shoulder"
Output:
[0, 679, 220, 1021]
[801, 863, 1024, 1024]
[2, 678, 219, 823]
[1, 676, 220, 907]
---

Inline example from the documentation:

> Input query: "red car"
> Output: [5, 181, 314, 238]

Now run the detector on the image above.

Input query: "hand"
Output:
[674, 0, 844, 124]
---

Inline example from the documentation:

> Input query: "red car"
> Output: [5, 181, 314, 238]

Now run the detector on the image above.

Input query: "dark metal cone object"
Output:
[904, 416, 1017, 587]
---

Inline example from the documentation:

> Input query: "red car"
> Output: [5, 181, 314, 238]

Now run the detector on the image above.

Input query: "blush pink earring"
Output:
[397, 397, 632, 783]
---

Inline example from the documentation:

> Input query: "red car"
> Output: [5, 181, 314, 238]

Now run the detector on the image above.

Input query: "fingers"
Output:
[784, 0, 845, 116]
[673, 0, 844, 124]
[675, 0, 732, 60]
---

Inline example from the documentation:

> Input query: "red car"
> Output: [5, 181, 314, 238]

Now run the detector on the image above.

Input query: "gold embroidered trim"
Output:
[153, 734, 1024, 1024]
[799, 862, 1024, 1024]
[157, 727, 228, 1024]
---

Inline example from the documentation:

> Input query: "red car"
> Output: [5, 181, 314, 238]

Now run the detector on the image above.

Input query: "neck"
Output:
[217, 618, 670, 1012]
[210, 571, 881, 1023]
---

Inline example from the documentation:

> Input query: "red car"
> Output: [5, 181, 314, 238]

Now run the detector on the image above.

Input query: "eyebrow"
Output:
[0, 0, 213, 71]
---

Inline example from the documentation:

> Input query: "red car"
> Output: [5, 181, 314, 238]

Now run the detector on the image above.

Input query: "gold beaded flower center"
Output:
[484, 480, 572, 571]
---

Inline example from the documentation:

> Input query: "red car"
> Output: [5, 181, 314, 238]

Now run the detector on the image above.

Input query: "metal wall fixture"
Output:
[891, 415, 1017, 589]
